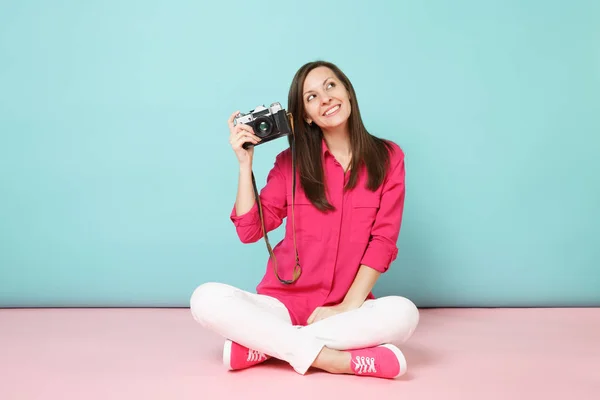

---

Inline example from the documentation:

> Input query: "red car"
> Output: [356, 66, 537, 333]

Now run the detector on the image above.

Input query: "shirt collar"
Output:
[321, 138, 330, 157]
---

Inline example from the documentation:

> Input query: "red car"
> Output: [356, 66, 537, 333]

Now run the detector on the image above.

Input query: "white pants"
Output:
[189, 282, 420, 375]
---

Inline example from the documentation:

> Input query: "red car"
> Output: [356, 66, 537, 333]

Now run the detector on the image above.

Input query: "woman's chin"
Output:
[321, 116, 350, 132]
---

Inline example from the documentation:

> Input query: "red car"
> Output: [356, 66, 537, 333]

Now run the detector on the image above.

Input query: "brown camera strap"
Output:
[250, 112, 301, 285]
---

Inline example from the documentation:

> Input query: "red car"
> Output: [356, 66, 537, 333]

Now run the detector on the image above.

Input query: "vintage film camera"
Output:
[233, 102, 293, 149]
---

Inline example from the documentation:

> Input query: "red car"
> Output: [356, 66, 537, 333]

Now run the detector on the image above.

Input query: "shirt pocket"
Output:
[350, 193, 380, 243]
[286, 194, 323, 241]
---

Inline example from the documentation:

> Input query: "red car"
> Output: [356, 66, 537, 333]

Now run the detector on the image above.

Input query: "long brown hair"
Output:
[287, 60, 394, 212]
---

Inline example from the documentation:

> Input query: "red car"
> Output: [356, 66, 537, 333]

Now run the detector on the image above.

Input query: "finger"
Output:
[307, 308, 320, 325]
[317, 308, 335, 323]
[314, 310, 327, 323]
[227, 111, 240, 131]
[235, 123, 257, 136]
[231, 131, 259, 145]
[315, 309, 328, 324]
[230, 124, 247, 141]
[229, 130, 252, 143]
[233, 135, 258, 150]
[235, 128, 261, 143]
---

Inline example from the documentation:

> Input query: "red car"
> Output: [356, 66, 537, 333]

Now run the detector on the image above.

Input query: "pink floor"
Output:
[1, 308, 599, 399]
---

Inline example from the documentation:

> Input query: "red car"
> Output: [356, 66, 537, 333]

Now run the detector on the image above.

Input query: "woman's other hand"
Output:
[306, 303, 360, 325]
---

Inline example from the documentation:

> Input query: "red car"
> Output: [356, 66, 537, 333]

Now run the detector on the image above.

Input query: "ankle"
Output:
[312, 347, 352, 374]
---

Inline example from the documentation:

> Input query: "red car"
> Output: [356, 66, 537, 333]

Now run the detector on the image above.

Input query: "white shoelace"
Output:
[247, 349, 267, 362]
[353, 356, 377, 374]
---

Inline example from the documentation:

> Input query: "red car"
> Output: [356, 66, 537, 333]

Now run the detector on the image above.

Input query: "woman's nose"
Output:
[321, 95, 332, 104]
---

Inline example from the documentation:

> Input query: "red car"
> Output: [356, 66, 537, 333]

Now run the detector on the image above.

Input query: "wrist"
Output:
[239, 162, 253, 173]
[341, 298, 364, 310]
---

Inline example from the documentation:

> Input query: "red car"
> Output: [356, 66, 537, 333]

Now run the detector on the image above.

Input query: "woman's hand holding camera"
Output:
[228, 110, 262, 167]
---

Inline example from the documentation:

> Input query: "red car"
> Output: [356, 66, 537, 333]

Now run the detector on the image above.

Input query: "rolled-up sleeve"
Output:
[360, 146, 406, 273]
[230, 153, 288, 244]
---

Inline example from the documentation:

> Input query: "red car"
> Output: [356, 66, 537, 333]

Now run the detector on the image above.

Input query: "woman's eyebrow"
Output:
[303, 77, 334, 96]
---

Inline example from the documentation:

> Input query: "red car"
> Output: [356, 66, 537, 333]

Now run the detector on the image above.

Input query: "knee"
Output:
[189, 282, 235, 326]
[380, 296, 420, 342]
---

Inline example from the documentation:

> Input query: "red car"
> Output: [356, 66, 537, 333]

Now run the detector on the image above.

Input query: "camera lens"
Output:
[255, 117, 272, 137]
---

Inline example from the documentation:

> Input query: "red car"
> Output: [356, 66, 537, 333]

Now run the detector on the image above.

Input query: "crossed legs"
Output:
[190, 282, 419, 376]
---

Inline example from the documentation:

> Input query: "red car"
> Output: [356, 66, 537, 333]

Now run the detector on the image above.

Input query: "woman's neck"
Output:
[322, 125, 352, 171]
[322, 125, 351, 157]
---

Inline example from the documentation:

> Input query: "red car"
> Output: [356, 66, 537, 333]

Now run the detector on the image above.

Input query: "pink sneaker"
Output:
[223, 340, 270, 370]
[349, 344, 407, 379]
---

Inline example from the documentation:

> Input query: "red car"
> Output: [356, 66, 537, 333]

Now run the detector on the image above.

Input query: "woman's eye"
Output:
[327, 82, 335, 89]
[307, 94, 315, 101]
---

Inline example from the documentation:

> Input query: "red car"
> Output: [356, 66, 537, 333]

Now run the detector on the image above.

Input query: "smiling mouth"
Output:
[323, 104, 341, 116]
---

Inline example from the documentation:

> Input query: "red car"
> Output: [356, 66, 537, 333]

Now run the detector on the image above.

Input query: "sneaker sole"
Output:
[223, 339, 233, 370]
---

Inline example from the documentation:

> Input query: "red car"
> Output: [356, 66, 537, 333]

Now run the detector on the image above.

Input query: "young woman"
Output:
[190, 61, 419, 379]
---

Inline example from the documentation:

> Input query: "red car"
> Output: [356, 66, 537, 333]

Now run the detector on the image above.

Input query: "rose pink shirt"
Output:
[230, 139, 406, 325]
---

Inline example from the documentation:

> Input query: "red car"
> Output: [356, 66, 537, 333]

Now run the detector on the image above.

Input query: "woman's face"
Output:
[302, 66, 351, 132]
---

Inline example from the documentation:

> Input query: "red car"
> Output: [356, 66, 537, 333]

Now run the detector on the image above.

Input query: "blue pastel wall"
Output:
[1, 1, 599, 308]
